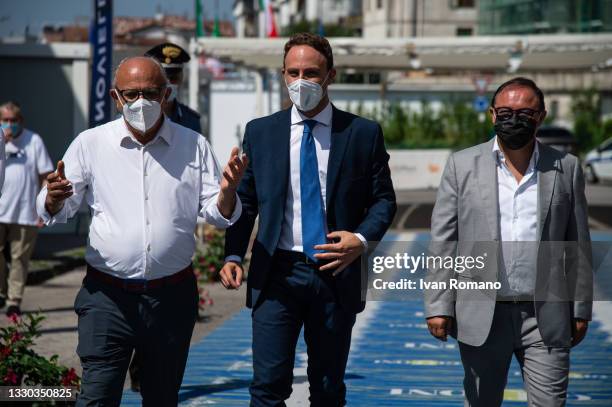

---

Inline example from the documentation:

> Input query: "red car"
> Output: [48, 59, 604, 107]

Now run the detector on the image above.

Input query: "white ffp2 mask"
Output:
[286, 75, 329, 112]
[120, 98, 162, 133]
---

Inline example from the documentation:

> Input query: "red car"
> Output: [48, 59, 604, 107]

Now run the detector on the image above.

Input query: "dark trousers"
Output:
[250, 252, 356, 407]
[74, 272, 198, 406]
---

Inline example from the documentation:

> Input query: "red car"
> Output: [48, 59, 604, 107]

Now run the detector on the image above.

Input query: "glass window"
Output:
[457, 0, 475, 8]
[456, 27, 473, 36]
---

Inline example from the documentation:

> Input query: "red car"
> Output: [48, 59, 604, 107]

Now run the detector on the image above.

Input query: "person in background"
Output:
[0, 101, 54, 316]
[145, 42, 202, 133]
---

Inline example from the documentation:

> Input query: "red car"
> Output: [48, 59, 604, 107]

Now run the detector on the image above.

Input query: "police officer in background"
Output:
[145, 42, 202, 133]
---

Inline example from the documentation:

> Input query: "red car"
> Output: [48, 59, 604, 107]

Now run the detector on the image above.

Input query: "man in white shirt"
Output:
[0, 101, 54, 316]
[37, 56, 247, 406]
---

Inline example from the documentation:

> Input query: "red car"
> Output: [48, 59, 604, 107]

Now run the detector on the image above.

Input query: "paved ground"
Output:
[0, 267, 246, 386]
[118, 231, 612, 406]
[3, 186, 611, 404]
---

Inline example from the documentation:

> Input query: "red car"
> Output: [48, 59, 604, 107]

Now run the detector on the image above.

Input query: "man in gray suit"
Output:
[424, 77, 592, 407]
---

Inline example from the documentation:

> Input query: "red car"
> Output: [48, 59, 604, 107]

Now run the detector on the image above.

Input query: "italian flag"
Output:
[259, 0, 278, 38]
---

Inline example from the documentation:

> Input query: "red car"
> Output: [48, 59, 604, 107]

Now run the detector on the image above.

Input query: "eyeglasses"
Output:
[492, 107, 541, 122]
[115, 87, 165, 103]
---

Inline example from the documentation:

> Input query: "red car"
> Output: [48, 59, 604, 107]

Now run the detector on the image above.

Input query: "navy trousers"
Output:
[74, 271, 198, 406]
[250, 251, 356, 407]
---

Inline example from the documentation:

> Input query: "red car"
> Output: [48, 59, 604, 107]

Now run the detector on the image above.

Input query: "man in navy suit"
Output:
[220, 33, 396, 406]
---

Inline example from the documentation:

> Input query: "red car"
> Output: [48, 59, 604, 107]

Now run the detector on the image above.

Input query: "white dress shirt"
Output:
[279, 103, 366, 252]
[225, 102, 365, 264]
[0, 128, 53, 226]
[493, 137, 539, 297]
[36, 117, 241, 280]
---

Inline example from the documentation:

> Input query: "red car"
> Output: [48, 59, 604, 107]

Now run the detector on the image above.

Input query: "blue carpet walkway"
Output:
[122, 232, 612, 406]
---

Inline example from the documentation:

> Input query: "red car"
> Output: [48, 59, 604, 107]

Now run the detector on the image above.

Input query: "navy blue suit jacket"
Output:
[225, 105, 396, 313]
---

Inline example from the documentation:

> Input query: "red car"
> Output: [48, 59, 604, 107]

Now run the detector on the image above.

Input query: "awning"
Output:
[192, 34, 612, 72]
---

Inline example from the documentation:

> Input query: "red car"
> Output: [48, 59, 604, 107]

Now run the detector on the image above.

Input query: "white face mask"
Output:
[168, 84, 179, 102]
[118, 96, 163, 133]
[286, 74, 329, 112]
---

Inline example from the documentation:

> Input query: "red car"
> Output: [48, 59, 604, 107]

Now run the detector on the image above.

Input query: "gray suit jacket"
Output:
[424, 138, 593, 347]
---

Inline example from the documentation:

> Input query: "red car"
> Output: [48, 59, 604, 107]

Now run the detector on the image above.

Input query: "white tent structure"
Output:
[189, 34, 612, 75]
[187, 34, 612, 160]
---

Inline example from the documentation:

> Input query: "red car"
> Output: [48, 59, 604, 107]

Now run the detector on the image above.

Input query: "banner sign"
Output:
[89, 0, 113, 128]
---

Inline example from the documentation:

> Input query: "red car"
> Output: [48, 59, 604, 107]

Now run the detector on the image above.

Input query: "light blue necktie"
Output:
[300, 119, 327, 262]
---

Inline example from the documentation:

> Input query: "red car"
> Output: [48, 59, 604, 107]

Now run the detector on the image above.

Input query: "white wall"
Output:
[209, 74, 281, 162]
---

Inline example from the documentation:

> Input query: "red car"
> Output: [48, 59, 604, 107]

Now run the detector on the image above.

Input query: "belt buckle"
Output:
[123, 278, 147, 293]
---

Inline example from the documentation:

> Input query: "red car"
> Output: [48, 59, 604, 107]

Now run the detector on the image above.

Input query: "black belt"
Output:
[274, 249, 330, 267]
[497, 296, 532, 304]
[86, 263, 193, 293]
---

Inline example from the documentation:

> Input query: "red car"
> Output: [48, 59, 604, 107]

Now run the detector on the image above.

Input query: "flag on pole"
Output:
[195, 0, 204, 37]
[258, 0, 265, 38]
[265, 0, 278, 38]
[212, 17, 221, 37]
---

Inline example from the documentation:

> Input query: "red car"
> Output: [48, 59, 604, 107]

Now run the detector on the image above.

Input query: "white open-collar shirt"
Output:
[36, 117, 241, 280]
[493, 137, 539, 297]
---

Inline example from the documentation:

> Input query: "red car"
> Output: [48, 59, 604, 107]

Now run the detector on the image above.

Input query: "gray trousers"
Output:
[459, 302, 570, 407]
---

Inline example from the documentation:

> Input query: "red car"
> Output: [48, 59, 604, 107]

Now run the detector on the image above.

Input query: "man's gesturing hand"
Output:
[221, 147, 248, 194]
[314, 231, 365, 276]
[427, 316, 453, 341]
[217, 147, 248, 219]
[44, 160, 73, 216]
[219, 261, 244, 290]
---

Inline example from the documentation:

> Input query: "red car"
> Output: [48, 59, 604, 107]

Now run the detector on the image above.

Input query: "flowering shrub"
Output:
[193, 227, 226, 284]
[192, 226, 225, 314]
[0, 313, 80, 387]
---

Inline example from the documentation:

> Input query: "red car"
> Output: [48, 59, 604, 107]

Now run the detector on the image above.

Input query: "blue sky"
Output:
[0, 0, 234, 37]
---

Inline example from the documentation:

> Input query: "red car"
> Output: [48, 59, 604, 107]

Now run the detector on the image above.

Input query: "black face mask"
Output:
[494, 115, 537, 150]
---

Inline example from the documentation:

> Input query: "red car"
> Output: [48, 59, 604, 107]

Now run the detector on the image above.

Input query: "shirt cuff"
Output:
[203, 193, 242, 228]
[36, 186, 68, 226]
[355, 233, 368, 250]
[225, 255, 243, 264]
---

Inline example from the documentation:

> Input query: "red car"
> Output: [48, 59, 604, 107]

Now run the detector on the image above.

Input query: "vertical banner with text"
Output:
[89, 0, 113, 128]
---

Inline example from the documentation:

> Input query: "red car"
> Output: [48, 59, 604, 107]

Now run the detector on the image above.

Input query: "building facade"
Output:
[363, 0, 478, 38]
[233, 0, 362, 37]
[479, 0, 612, 35]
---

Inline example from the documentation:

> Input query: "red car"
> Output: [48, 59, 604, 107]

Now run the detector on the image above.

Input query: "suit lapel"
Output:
[476, 139, 501, 241]
[326, 106, 352, 209]
[274, 108, 292, 206]
[536, 143, 558, 240]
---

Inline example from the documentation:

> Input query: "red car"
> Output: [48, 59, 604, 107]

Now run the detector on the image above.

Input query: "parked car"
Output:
[584, 137, 612, 183]
[536, 126, 578, 155]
